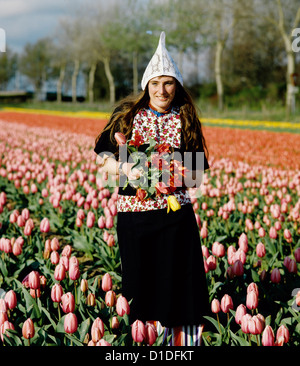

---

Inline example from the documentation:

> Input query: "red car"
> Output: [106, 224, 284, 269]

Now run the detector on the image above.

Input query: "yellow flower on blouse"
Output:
[167, 195, 181, 213]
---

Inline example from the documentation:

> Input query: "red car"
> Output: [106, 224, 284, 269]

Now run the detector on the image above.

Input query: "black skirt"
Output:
[117, 203, 210, 328]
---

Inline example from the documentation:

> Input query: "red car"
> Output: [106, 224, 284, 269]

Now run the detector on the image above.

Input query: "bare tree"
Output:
[258, 0, 300, 115]
[57, 16, 86, 103]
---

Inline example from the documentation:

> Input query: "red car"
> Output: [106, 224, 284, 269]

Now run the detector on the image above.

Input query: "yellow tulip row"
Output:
[2, 107, 300, 130]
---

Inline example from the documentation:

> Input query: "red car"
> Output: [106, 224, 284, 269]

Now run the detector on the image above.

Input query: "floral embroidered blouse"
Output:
[94, 106, 209, 212]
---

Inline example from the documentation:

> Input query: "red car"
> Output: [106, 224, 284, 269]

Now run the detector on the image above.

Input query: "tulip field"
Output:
[0, 109, 299, 347]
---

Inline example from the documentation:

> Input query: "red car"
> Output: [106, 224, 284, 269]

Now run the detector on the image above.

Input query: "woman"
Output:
[94, 32, 210, 346]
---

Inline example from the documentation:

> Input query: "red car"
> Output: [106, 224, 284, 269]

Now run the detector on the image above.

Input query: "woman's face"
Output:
[148, 76, 176, 112]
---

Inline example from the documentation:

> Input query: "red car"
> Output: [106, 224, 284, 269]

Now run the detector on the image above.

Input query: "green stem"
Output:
[58, 303, 61, 321]
[256, 334, 260, 346]
[74, 281, 77, 305]
[216, 313, 222, 334]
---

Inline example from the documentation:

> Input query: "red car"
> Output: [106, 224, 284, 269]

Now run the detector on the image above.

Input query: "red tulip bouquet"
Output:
[114, 132, 188, 212]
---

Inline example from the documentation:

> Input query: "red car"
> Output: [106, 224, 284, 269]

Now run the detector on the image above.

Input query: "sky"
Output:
[0, 0, 84, 53]
[0, 0, 209, 91]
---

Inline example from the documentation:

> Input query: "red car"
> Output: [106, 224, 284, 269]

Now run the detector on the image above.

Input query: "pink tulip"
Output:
[50, 237, 60, 251]
[0, 299, 7, 312]
[50, 251, 60, 265]
[105, 290, 116, 307]
[69, 263, 80, 281]
[116, 295, 130, 317]
[54, 264, 66, 281]
[235, 304, 247, 325]
[220, 294, 234, 313]
[227, 245, 236, 265]
[283, 229, 292, 243]
[212, 242, 225, 258]
[102, 273, 112, 292]
[0, 312, 8, 327]
[248, 315, 264, 335]
[114, 132, 127, 146]
[145, 322, 158, 346]
[64, 313, 78, 334]
[269, 227, 277, 239]
[276, 324, 289, 345]
[17, 215, 25, 228]
[200, 227, 208, 239]
[96, 339, 111, 346]
[107, 234, 115, 247]
[12, 241, 22, 256]
[262, 325, 275, 346]
[111, 316, 120, 329]
[1, 321, 15, 342]
[294, 248, 300, 263]
[238, 233, 248, 252]
[254, 314, 265, 334]
[4, 290, 17, 310]
[131, 320, 146, 343]
[40, 217, 50, 233]
[234, 248, 246, 265]
[61, 292, 75, 313]
[62, 245, 72, 258]
[86, 211, 95, 228]
[211, 299, 221, 314]
[28, 271, 40, 290]
[22, 318, 35, 339]
[274, 221, 281, 231]
[256, 242, 266, 257]
[206, 255, 216, 271]
[2, 239, 12, 254]
[105, 216, 114, 229]
[91, 318, 105, 342]
[258, 227, 265, 237]
[240, 314, 251, 334]
[97, 216, 106, 229]
[69, 256, 79, 267]
[59, 257, 69, 271]
[201, 245, 210, 259]
[24, 220, 33, 236]
[51, 284, 63, 303]
[247, 282, 259, 296]
[246, 290, 258, 310]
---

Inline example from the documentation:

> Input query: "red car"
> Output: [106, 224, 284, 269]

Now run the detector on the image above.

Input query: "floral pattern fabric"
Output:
[118, 108, 191, 212]
[131, 107, 181, 148]
[117, 189, 191, 212]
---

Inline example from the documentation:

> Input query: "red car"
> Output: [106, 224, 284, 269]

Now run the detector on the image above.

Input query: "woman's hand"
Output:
[122, 162, 141, 181]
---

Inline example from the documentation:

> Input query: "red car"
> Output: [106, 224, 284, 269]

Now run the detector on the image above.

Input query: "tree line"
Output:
[0, 0, 300, 115]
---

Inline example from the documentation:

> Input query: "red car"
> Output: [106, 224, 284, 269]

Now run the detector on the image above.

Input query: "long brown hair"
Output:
[95, 81, 209, 159]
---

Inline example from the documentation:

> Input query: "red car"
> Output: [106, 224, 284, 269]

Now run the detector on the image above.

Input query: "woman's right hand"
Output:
[122, 162, 141, 181]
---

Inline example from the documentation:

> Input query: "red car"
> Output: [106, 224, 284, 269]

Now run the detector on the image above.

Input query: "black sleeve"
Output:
[180, 133, 209, 171]
[192, 138, 209, 171]
[94, 129, 117, 157]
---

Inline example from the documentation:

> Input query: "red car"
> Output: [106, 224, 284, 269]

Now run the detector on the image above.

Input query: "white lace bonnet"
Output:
[141, 31, 183, 90]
